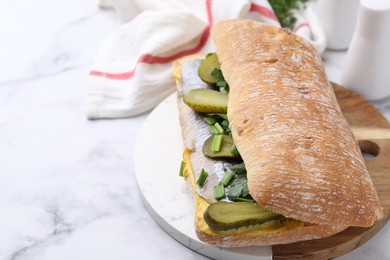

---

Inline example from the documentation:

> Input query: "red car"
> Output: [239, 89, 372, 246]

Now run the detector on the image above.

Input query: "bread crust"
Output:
[211, 19, 382, 227]
[195, 219, 346, 247]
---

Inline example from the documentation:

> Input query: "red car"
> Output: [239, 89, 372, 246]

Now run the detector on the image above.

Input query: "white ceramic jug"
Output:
[341, 0, 390, 100]
[315, 0, 360, 50]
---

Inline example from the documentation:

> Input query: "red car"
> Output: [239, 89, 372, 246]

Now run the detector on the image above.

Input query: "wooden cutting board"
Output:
[272, 83, 390, 260]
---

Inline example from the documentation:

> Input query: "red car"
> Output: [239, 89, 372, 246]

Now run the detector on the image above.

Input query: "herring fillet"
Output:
[177, 60, 232, 203]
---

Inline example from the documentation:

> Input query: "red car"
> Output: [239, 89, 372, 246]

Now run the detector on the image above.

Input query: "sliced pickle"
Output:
[183, 88, 228, 113]
[203, 135, 239, 158]
[204, 202, 283, 231]
[198, 53, 220, 84]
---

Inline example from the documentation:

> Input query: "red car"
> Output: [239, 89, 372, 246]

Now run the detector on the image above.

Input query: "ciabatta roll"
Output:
[174, 19, 382, 247]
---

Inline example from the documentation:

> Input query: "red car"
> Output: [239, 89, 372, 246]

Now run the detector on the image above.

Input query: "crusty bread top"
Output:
[211, 19, 383, 227]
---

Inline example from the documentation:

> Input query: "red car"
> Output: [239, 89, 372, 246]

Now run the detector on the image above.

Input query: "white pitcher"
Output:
[314, 0, 360, 50]
[341, 0, 390, 100]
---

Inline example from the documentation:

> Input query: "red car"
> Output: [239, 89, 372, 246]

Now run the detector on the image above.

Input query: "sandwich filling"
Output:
[178, 53, 305, 232]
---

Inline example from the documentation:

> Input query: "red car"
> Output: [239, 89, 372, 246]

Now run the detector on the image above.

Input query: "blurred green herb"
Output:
[269, 0, 309, 30]
[211, 68, 229, 92]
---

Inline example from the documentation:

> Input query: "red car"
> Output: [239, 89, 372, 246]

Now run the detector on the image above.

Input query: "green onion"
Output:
[213, 183, 225, 199]
[230, 143, 240, 155]
[179, 160, 186, 177]
[196, 168, 208, 187]
[211, 134, 223, 152]
[233, 197, 255, 203]
[207, 113, 228, 120]
[220, 172, 234, 187]
[214, 122, 224, 134]
[204, 116, 217, 125]
[208, 125, 219, 135]
[218, 114, 228, 120]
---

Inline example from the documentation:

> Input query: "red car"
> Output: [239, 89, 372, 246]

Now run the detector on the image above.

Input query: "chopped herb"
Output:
[234, 197, 255, 203]
[220, 172, 234, 187]
[196, 168, 208, 187]
[211, 68, 229, 92]
[208, 125, 219, 135]
[221, 120, 229, 129]
[231, 162, 247, 175]
[207, 113, 228, 120]
[205, 115, 230, 135]
[206, 52, 215, 58]
[214, 122, 224, 134]
[269, 0, 309, 30]
[204, 116, 217, 125]
[211, 134, 223, 152]
[213, 183, 226, 199]
[179, 160, 186, 177]
[230, 143, 240, 155]
[227, 177, 252, 201]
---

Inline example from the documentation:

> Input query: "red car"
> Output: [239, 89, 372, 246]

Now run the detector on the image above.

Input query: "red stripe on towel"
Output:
[250, 3, 279, 22]
[90, 0, 213, 80]
[89, 70, 135, 80]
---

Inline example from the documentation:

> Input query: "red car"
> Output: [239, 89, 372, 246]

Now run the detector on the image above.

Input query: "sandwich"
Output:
[173, 19, 383, 247]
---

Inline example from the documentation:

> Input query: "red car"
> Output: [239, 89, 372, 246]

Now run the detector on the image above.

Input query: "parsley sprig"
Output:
[227, 177, 250, 201]
[269, 0, 309, 30]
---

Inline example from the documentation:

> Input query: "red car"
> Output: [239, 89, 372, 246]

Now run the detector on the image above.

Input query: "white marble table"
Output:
[0, 1, 389, 259]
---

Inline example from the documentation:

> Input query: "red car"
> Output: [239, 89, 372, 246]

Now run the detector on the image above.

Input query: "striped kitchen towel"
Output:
[87, 0, 325, 119]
